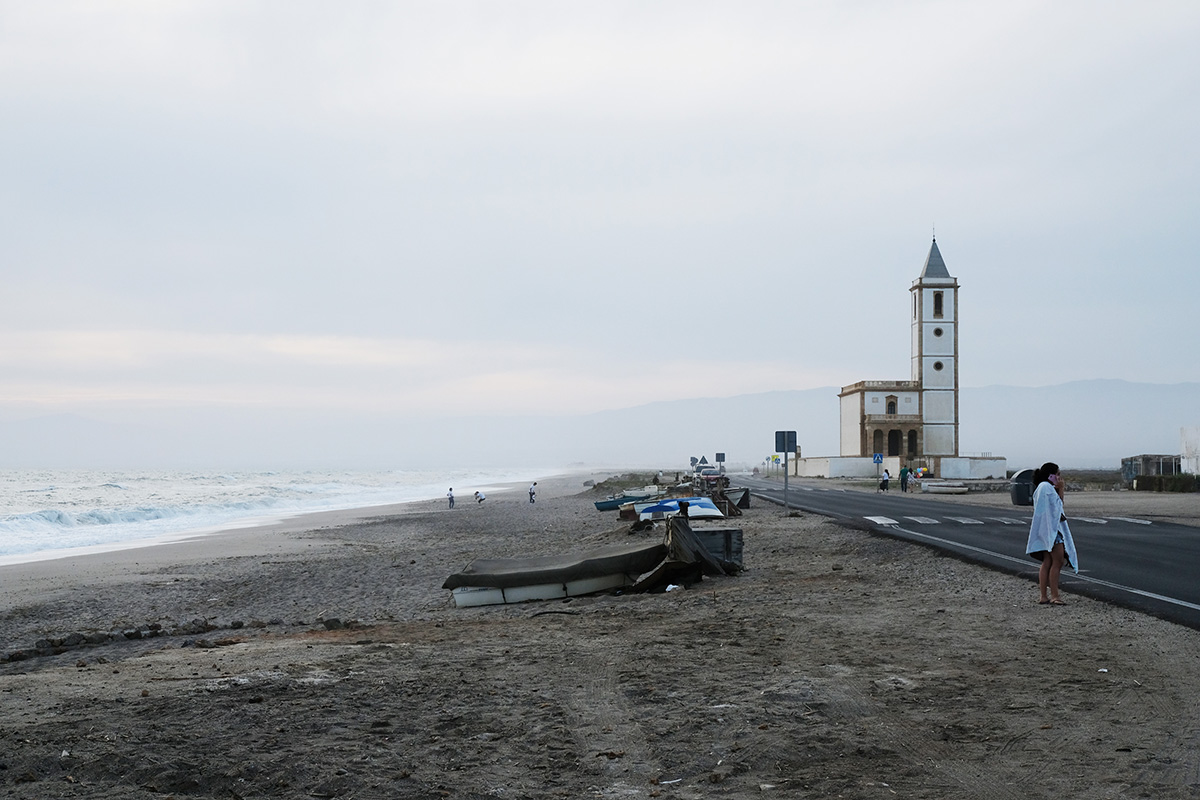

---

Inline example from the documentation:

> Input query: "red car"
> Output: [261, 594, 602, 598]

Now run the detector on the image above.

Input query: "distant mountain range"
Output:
[2, 380, 1197, 471]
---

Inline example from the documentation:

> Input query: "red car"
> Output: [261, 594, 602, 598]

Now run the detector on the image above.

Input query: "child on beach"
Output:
[475, 491, 486, 504]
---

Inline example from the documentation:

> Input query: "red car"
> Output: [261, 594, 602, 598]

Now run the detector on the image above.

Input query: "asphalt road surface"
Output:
[741, 475, 1200, 631]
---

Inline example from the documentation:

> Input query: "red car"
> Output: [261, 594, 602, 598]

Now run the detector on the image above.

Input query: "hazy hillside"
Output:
[2, 381, 1196, 471]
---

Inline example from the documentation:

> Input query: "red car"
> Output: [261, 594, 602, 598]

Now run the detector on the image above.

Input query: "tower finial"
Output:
[932, 223, 936, 242]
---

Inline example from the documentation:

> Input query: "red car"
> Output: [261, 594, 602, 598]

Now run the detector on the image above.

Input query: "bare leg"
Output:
[1048, 543, 1066, 603]
[1038, 553, 1052, 603]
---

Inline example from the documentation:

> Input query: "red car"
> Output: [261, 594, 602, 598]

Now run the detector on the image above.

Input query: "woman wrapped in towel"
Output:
[1026, 461, 1079, 605]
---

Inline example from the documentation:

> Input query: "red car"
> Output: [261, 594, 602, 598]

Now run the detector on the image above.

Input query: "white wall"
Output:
[937, 457, 1008, 480]
[840, 393, 861, 456]
[795, 456, 1003, 479]
[925, 426, 956, 455]
[921, 358, 955, 388]
[1183, 426, 1200, 474]
[865, 391, 920, 408]
[922, 323, 954, 355]
[923, 391, 955, 422]
[794, 457, 887, 478]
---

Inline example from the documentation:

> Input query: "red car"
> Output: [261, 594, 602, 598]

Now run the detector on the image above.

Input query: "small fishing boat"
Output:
[723, 487, 751, 508]
[594, 493, 652, 512]
[920, 481, 968, 495]
[637, 496, 724, 521]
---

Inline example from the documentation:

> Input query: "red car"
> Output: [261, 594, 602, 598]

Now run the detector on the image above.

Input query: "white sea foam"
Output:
[0, 468, 544, 564]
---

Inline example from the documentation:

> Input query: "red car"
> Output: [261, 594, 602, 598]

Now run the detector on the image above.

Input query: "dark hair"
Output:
[1032, 462, 1060, 489]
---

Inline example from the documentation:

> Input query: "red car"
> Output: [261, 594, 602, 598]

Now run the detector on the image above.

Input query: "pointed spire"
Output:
[921, 237, 951, 279]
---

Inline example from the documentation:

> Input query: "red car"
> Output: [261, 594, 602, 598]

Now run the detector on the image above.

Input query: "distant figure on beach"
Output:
[878, 469, 890, 492]
[528, 482, 537, 503]
[1025, 461, 1078, 605]
[475, 491, 486, 504]
[899, 466, 910, 493]
[447, 488, 454, 509]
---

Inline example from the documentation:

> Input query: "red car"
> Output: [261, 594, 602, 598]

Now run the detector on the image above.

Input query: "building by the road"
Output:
[794, 238, 1006, 480]
[1120, 454, 1183, 483]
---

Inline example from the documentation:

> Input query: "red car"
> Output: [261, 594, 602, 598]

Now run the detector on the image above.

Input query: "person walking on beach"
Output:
[447, 488, 454, 509]
[474, 491, 486, 504]
[528, 482, 537, 503]
[899, 466, 910, 493]
[1025, 462, 1079, 605]
[878, 469, 890, 492]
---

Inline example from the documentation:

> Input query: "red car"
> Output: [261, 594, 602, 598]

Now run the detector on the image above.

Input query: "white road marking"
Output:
[1109, 516, 1152, 525]
[1071, 517, 1108, 524]
[885, 524, 1200, 614]
[864, 516, 899, 526]
[987, 517, 1027, 525]
[946, 517, 984, 525]
[904, 516, 940, 524]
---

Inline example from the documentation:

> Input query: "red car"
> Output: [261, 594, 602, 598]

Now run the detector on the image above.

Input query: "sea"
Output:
[0, 467, 548, 566]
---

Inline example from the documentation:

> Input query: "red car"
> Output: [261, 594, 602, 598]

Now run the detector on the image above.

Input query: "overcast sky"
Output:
[3, 1, 1198, 434]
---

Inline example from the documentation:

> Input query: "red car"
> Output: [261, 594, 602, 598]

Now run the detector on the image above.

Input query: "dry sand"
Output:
[2, 475, 1199, 798]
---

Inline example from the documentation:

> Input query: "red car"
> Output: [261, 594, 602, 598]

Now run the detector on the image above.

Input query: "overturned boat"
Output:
[443, 517, 742, 608]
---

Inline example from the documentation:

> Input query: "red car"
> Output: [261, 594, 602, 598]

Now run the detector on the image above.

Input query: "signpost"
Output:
[775, 431, 797, 512]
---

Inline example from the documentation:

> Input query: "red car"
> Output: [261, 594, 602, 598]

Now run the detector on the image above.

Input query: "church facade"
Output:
[840, 238, 959, 469]
[795, 238, 1005, 480]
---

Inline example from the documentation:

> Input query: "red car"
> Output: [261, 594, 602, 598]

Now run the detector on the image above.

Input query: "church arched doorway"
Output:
[888, 430, 901, 457]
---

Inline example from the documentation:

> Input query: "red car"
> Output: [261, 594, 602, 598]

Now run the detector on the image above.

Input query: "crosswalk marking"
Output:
[946, 517, 984, 525]
[1109, 516, 1152, 525]
[1072, 517, 1108, 524]
[986, 517, 1026, 525]
[904, 516, 940, 524]
[864, 516, 899, 526]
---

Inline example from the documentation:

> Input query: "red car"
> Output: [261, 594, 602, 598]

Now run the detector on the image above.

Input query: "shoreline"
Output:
[0, 473, 586, 619]
[0, 472, 579, 569]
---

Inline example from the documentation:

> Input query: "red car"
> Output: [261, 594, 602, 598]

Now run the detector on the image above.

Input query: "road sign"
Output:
[715, 452, 725, 463]
[775, 431, 797, 453]
[873, 453, 883, 464]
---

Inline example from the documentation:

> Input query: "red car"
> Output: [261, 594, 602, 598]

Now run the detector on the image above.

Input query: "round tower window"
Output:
[933, 361, 944, 371]
[933, 327, 944, 337]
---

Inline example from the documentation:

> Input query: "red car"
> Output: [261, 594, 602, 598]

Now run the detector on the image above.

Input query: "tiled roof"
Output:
[921, 238, 951, 279]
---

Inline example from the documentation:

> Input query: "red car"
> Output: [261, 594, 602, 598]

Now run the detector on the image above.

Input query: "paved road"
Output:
[740, 475, 1200, 631]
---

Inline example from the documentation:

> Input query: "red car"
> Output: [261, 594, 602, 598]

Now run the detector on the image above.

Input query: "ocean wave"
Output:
[0, 466, 553, 559]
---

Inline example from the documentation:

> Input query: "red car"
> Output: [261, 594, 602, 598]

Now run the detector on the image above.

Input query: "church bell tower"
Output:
[910, 238, 959, 460]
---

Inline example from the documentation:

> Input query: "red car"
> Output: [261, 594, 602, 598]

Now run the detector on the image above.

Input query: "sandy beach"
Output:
[2, 474, 1199, 798]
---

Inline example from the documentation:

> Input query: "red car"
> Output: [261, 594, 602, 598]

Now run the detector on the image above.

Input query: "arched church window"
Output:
[887, 400, 897, 415]
[933, 292, 944, 319]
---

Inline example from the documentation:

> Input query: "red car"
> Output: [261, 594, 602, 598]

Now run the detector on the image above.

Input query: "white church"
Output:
[794, 238, 1007, 480]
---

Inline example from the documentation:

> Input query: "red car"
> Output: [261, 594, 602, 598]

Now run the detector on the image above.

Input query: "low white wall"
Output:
[795, 456, 1006, 480]
[794, 457, 887, 478]
[937, 457, 1007, 480]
